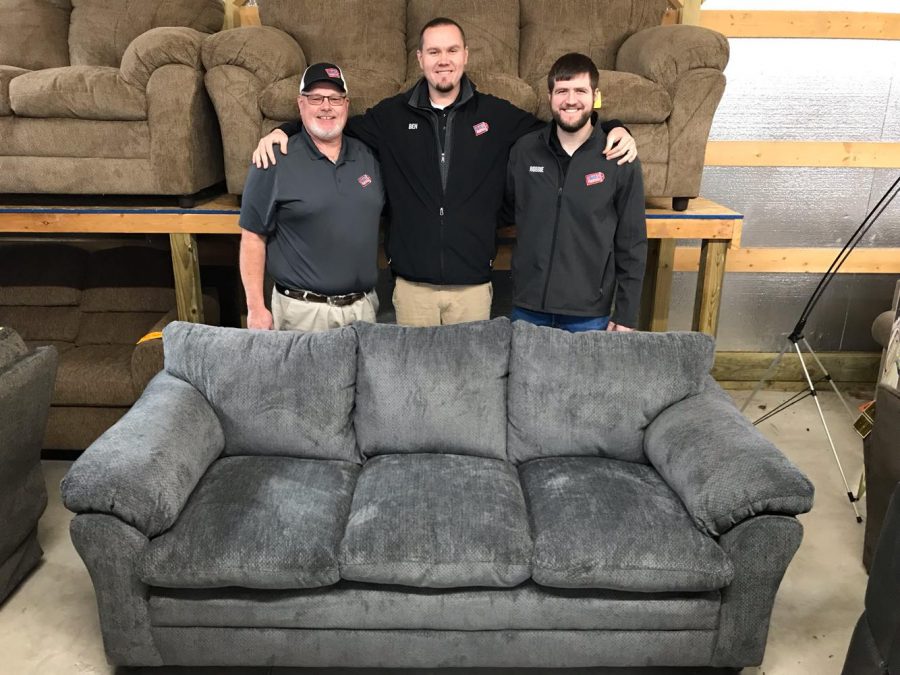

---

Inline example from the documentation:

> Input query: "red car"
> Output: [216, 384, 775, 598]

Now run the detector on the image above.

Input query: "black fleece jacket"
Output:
[279, 76, 625, 285]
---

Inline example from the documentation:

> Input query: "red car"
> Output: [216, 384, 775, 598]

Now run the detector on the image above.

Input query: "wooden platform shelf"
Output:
[0, 195, 743, 336]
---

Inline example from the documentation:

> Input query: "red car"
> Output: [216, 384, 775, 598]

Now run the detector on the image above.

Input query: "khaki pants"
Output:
[392, 277, 492, 326]
[271, 288, 378, 332]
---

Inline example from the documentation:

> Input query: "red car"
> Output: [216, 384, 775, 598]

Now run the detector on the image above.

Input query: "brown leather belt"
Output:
[275, 284, 367, 307]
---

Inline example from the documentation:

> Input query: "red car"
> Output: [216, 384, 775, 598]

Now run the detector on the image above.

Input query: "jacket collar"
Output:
[406, 74, 476, 111]
[298, 125, 356, 165]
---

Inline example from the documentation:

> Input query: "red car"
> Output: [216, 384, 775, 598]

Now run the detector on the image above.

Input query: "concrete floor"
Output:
[0, 389, 873, 675]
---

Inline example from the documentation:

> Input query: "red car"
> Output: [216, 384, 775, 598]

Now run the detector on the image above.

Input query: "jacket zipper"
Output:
[431, 109, 454, 282]
[541, 155, 566, 311]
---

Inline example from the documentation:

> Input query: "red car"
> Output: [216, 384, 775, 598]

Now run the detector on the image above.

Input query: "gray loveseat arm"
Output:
[644, 383, 814, 537]
[61, 371, 224, 538]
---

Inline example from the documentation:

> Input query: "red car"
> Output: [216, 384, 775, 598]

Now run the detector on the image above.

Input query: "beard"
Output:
[432, 78, 456, 93]
[305, 118, 343, 141]
[553, 107, 592, 133]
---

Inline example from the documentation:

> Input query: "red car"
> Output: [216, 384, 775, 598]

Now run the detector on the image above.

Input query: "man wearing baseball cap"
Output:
[251, 18, 638, 327]
[239, 62, 384, 332]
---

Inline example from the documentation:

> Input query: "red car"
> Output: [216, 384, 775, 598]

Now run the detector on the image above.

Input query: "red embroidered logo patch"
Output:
[325, 67, 341, 78]
[585, 172, 606, 186]
[473, 121, 490, 136]
[358, 174, 372, 187]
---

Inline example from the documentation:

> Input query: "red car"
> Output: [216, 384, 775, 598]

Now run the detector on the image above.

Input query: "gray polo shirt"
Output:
[240, 128, 384, 296]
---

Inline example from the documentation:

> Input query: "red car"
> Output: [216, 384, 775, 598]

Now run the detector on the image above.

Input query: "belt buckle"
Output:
[326, 295, 338, 307]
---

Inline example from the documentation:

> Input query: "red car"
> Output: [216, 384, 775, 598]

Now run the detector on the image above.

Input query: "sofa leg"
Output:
[178, 195, 197, 209]
[672, 197, 690, 211]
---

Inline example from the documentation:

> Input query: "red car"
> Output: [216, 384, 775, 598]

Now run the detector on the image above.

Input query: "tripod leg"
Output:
[740, 339, 791, 413]
[794, 343, 863, 522]
[801, 337, 858, 422]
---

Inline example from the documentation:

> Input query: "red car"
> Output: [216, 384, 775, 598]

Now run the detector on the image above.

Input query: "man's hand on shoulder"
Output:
[603, 127, 637, 165]
[252, 129, 289, 169]
[606, 321, 635, 332]
[247, 307, 274, 330]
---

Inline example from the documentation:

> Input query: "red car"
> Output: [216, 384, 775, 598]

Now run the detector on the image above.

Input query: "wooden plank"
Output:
[705, 141, 900, 168]
[692, 239, 727, 335]
[680, 0, 703, 26]
[700, 10, 900, 41]
[713, 351, 880, 383]
[238, 5, 261, 26]
[675, 247, 900, 274]
[169, 233, 205, 323]
[639, 239, 676, 331]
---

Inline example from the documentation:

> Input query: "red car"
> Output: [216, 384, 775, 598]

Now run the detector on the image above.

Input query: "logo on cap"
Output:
[473, 121, 489, 136]
[358, 174, 372, 187]
[325, 67, 341, 78]
[585, 172, 605, 186]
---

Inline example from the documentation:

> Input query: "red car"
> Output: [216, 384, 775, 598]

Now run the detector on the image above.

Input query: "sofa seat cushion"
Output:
[54, 344, 136, 406]
[520, 457, 734, 592]
[137, 456, 359, 589]
[164, 323, 359, 463]
[340, 453, 533, 588]
[353, 319, 510, 460]
[533, 71, 672, 123]
[0, 66, 29, 116]
[149, 580, 721, 631]
[9, 66, 147, 121]
[508, 322, 715, 465]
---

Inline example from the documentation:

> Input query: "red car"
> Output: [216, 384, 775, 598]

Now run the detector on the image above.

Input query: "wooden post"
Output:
[680, 0, 703, 25]
[169, 233, 205, 323]
[692, 239, 727, 336]
[640, 238, 676, 331]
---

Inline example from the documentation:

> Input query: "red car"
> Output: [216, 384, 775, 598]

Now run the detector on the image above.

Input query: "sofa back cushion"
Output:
[164, 322, 360, 463]
[405, 0, 520, 80]
[519, 0, 666, 86]
[68, 0, 223, 67]
[0, 244, 87, 307]
[508, 322, 714, 465]
[260, 0, 407, 90]
[80, 247, 175, 313]
[354, 319, 510, 461]
[0, 0, 72, 70]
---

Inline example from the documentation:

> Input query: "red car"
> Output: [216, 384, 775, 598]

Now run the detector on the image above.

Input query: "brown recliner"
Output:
[0, 244, 218, 451]
[202, 0, 728, 210]
[0, 0, 225, 202]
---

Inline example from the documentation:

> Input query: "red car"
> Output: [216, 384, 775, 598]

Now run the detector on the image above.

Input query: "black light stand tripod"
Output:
[740, 174, 900, 522]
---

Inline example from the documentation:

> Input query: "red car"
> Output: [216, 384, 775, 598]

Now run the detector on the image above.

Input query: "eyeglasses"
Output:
[301, 93, 347, 106]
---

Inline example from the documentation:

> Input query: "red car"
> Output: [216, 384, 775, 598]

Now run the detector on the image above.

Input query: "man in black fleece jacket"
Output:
[252, 18, 638, 326]
[506, 53, 646, 333]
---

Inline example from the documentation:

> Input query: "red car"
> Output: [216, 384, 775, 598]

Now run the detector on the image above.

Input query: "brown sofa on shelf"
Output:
[0, 244, 218, 452]
[202, 0, 728, 210]
[0, 0, 225, 204]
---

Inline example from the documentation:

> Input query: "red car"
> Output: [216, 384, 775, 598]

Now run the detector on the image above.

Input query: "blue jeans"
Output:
[511, 307, 610, 333]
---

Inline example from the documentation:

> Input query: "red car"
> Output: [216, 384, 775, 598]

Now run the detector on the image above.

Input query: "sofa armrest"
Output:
[616, 25, 729, 93]
[644, 382, 814, 537]
[130, 308, 177, 395]
[201, 26, 305, 87]
[120, 26, 207, 90]
[61, 371, 224, 538]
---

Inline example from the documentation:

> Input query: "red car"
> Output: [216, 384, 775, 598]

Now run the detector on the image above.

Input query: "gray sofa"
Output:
[62, 319, 814, 669]
[0, 327, 57, 603]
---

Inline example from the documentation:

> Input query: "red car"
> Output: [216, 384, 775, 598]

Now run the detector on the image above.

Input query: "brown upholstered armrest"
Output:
[130, 308, 176, 396]
[616, 25, 729, 93]
[120, 27, 207, 90]
[201, 26, 305, 87]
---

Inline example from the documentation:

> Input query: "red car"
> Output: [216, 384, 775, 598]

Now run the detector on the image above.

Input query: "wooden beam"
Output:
[705, 141, 900, 168]
[692, 239, 727, 335]
[713, 351, 880, 383]
[169, 233, 205, 323]
[639, 238, 676, 331]
[675, 247, 900, 274]
[680, 0, 703, 26]
[700, 11, 900, 41]
[238, 4, 261, 26]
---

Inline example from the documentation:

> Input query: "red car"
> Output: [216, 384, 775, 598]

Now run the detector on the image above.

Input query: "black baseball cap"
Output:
[300, 62, 348, 94]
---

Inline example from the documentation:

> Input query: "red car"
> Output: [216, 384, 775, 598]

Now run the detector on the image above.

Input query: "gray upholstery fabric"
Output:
[508, 323, 715, 465]
[353, 319, 510, 461]
[0, 325, 27, 367]
[0, 529, 42, 603]
[340, 453, 532, 588]
[163, 322, 360, 463]
[150, 627, 716, 668]
[644, 380, 815, 537]
[69, 514, 162, 666]
[138, 456, 359, 589]
[61, 371, 224, 537]
[521, 457, 733, 592]
[150, 580, 721, 630]
[711, 515, 803, 667]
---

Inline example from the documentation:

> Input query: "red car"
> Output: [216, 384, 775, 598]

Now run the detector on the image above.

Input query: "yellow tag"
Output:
[593, 90, 602, 109]
[137, 331, 163, 345]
